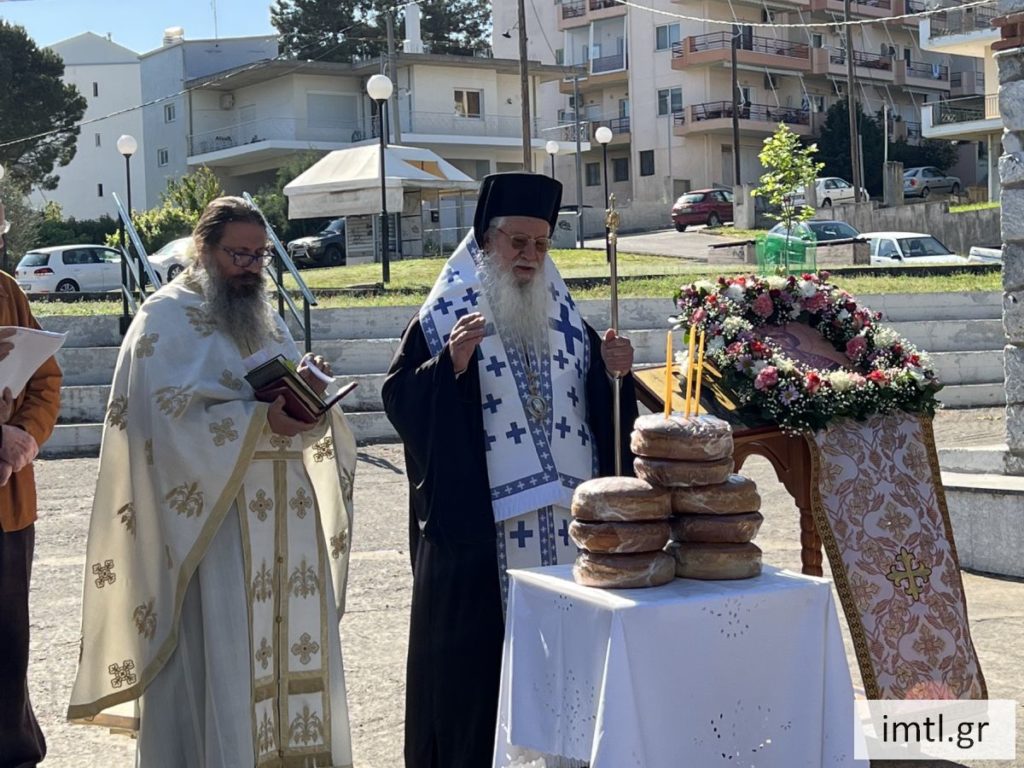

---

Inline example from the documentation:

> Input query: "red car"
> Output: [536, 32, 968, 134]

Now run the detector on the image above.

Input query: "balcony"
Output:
[671, 33, 811, 72]
[811, 48, 895, 82]
[558, 52, 629, 92]
[922, 94, 1001, 140]
[894, 59, 951, 90]
[950, 70, 985, 97]
[559, 0, 624, 29]
[920, 5, 998, 57]
[810, 0, 902, 19]
[590, 116, 631, 144]
[673, 101, 814, 137]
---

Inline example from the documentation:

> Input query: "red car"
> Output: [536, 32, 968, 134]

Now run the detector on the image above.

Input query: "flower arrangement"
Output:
[672, 272, 942, 434]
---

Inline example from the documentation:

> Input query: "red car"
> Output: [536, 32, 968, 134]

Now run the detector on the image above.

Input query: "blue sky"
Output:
[0, 0, 277, 53]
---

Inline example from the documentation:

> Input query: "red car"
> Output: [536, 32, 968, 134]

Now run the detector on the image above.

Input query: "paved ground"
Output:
[26, 407, 1023, 767]
[584, 226, 739, 261]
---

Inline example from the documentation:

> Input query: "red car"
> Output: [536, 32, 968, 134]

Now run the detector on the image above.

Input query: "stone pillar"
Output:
[882, 161, 904, 207]
[996, 25, 1024, 461]
[733, 184, 758, 229]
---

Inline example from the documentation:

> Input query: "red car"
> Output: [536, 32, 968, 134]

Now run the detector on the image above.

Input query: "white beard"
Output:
[479, 255, 550, 356]
[195, 264, 277, 353]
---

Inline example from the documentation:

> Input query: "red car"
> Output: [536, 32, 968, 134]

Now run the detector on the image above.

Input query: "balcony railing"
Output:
[403, 111, 542, 138]
[593, 116, 631, 133]
[562, 0, 586, 18]
[679, 32, 810, 60]
[950, 71, 985, 89]
[592, 51, 626, 73]
[906, 60, 949, 81]
[589, 0, 622, 9]
[188, 117, 366, 155]
[930, 5, 998, 35]
[683, 101, 811, 126]
[829, 49, 893, 71]
[929, 94, 998, 125]
[906, 0, 926, 11]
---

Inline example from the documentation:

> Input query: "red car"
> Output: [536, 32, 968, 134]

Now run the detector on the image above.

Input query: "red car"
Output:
[671, 188, 734, 231]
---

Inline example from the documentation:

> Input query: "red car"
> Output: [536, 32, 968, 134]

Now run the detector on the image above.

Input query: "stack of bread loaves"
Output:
[569, 477, 675, 588]
[631, 414, 764, 580]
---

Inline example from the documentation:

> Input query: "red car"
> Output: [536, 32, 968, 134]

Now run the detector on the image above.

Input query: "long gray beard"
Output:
[479, 257, 550, 357]
[196, 266, 277, 352]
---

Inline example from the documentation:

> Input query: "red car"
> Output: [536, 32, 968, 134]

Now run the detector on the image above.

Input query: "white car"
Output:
[149, 236, 192, 282]
[968, 245, 1002, 264]
[15, 245, 123, 293]
[863, 231, 969, 265]
[792, 177, 869, 208]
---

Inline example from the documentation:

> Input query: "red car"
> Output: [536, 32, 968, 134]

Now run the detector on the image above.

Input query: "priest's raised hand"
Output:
[601, 327, 635, 377]
[449, 311, 487, 375]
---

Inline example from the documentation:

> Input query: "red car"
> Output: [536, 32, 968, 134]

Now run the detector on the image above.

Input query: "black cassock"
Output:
[382, 316, 639, 768]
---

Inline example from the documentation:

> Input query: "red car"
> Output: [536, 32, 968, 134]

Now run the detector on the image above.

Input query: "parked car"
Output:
[149, 236, 191, 282]
[15, 245, 122, 293]
[968, 245, 1002, 264]
[767, 220, 861, 243]
[287, 218, 346, 267]
[791, 177, 868, 208]
[671, 189, 733, 231]
[863, 231, 969, 265]
[903, 167, 960, 199]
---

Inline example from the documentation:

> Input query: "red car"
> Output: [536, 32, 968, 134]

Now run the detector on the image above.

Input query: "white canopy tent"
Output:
[283, 144, 479, 219]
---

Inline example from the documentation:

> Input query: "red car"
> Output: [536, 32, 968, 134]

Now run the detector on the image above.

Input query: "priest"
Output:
[383, 172, 638, 768]
[68, 197, 358, 767]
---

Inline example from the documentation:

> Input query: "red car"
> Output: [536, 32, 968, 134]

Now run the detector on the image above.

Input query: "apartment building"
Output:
[918, 1, 1000, 200]
[494, 0, 961, 212]
[33, 33, 147, 219]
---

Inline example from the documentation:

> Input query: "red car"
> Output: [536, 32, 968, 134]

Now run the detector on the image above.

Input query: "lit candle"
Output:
[684, 326, 697, 417]
[693, 330, 707, 416]
[664, 330, 673, 418]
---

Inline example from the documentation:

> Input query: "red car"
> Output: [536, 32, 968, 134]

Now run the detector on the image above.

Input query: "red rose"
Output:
[845, 336, 868, 359]
[805, 371, 822, 394]
[754, 366, 779, 390]
[868, 370, 887, 383]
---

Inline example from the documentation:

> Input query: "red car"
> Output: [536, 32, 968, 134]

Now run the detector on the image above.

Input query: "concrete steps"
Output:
[940, 470, 1024, 578]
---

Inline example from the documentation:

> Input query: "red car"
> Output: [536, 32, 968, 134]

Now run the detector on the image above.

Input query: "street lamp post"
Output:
[595, 125, 613, 263]
[545, 140, 559, 179]
[116, 135, 138, 325]
[367, 74, 394, 284]
[0, 164, 7, 273]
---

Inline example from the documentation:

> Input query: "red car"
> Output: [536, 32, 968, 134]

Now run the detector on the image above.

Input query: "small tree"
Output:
[752, 124, 824, 274]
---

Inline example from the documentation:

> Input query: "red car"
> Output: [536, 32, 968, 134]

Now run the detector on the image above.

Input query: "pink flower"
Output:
[868, 370, 887, 383]
[754, 366, 779, 390]
[726, 342, 745, 356]
[845, 336, 868, 359]
[691, 308, 707, 325]
[752, 293, 775, 318]
[804, 371, 822, 394]
[804, 292, 828, 313]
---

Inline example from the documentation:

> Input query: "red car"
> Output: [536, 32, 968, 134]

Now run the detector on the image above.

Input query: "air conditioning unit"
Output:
[219, 93, 236, 110]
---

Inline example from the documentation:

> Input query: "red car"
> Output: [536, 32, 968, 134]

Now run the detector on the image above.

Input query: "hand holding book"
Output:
[245, 354, 357, 425]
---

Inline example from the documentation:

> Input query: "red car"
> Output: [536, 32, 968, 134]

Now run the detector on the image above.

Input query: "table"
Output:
[493, 565, 863, 768]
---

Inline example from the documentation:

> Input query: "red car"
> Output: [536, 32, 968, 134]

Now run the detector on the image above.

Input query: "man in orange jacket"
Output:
[0, 203, 62, 768]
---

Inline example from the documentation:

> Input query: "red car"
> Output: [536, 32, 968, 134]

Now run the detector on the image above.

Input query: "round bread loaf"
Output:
[667, 541, 762, 580]
[670, 474, 761, 515]
[569, 519, 671, 554]
[573, 550, 676, 589]
[571, 477, 672, 522]
[630, 414, 733, 462]
[670, 512, 764, 543]
[634, 455, 733, 488]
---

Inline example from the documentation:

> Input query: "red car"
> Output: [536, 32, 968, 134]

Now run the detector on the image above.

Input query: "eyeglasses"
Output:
[219, 245, 274, 268]
[498, 228, 552, 254]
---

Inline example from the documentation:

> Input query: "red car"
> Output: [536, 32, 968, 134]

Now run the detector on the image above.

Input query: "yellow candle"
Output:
[684, 326, 697, 417]
[693, 330, 707, 416]
[663, 331, 673, 418]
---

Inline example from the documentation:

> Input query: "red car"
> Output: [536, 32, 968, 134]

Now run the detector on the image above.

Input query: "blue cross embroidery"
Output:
[548, 283, 560, 302]
[566, 293, 576, 310]
[577, 425, 590, 446]
[433, 296, 454, 315]
[462, 287, 481, 306]
[575, 359, 584, 379]
[454, 307, 469, 320]
[482, 393, 503, 414]
[444, 266, 460, 284]
[550, 304, 585, 355]
[553, 350, 569, 370]
[506, 422, 527, 444]
[485, 356, 507, 377]
[555, 416, 571, 439]
[567, 386, 580, 408]
[509, 520, 534, 548]
[484, 431, 497, 451]
[558, 518, 571, 547]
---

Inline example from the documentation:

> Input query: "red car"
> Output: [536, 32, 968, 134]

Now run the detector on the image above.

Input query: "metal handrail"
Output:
[113, 192, 162, 333]
[683, 31, 810, 60]
[242, 192, 317, 353]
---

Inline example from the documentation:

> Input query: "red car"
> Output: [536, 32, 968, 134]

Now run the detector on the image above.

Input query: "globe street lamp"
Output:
[367, 74, 394, 284]
[116, 134, 137, 216]
[595, 126, 613, 263]
[545, 140, 559, 178]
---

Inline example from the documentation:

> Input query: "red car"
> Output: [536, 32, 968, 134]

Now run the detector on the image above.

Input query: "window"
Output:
[454, 89, 482, 118]
[157, 148, 170, 167]
[640, 149, 655, 176]
[655, 23, 681, 51]
[164, 103, 176, 123]
[92, 82, 99, 97]
[812, 34, 824, 48]
[97, 183, 103, 197]
[585, 162, 601, 186]
[555, 48, 564, 64]
[657, 87, 683, 116]
[738, 86, 753, 104]
[94, 133, 101, 147]
[612, 157, 629, 182]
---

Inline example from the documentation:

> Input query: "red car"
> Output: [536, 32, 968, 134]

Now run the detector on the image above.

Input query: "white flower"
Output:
[707, 336, 725, 353]
[788, 306, 801, 319]
[838, 309, 851, 321]
[694, 279, 716, 293]
[725, 284, 745, 302]
[872, 326, 899, 347]
[798, 279, 817, 298]
[908, 367, 928, 387]
[722, 316, 752, 335]
[828, 370, 855, 392]
[767, 276, 788, 290]
[752, 360, 768, 374]
[777, 357, 798, 374]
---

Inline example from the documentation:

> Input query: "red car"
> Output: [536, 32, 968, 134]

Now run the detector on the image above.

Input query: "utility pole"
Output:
[517, 0, 533, 170]
[573, 71, 584, 248]
[386, 12, 402, 144]
[731, 25, 742, 186]
[844, 4, 863, 202]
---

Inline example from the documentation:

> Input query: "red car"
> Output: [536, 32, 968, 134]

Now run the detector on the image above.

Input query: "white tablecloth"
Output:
[494, 565, 864, 768]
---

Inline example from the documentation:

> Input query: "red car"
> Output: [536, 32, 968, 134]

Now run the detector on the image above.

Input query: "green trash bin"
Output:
[755, 229, 817, 275]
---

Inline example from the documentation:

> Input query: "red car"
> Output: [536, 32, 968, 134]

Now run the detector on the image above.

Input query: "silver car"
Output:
[903, 167, 960, 199]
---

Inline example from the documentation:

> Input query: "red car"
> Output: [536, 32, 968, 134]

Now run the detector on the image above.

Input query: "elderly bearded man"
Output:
[383, 173, 639, 767]
[69, 197, 358, 768]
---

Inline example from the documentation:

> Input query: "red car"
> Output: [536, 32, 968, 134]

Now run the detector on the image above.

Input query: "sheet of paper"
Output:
[242, 347, 278, 371]
[0, 326, 67, 396]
